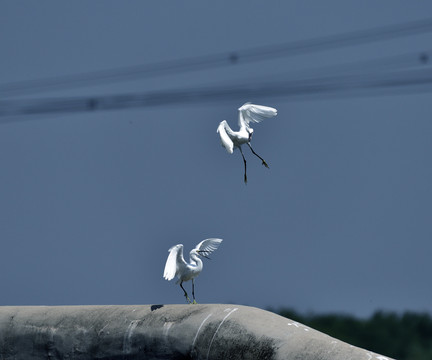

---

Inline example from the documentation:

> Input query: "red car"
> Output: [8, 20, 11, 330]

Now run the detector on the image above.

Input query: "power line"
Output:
[2, 67, 432, 119]
[226, 49, 432, 86]
[2, 17, 432, 98]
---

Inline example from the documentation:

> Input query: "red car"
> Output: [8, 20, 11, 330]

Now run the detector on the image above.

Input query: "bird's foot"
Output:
[262, 160, 269, 168]
[192, 299, 198, 304]
[184, 296, 192, 304]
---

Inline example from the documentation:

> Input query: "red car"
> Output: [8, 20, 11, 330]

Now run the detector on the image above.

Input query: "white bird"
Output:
[163, 238, 223, 304]
[217, 102, 277, 183]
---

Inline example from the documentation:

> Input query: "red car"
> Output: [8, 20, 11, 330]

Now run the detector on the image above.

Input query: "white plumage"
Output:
[163, 238, 223, 303]
[217, 103, 277, 183]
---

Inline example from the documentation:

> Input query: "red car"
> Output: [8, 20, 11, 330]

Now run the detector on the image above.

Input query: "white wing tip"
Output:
[238, 102, 250, 111]
[203, 238, 223, 244]
[168, 244, 182, 252]
[239, 102, 277, 111]
[163, 244, 183, 281]
[217, 121, 234, 153]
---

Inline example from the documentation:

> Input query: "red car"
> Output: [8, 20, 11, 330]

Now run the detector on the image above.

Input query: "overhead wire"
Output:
[2, 17, 432, 98]
[2, 65, 432, 120]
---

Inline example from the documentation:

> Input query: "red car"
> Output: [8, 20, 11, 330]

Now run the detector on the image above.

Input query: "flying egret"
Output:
[163, 238, 223, 304]
[217, 102, 277, 183]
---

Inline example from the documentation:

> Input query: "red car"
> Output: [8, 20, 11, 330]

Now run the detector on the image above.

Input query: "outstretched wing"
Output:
[193, 238, 223, 258]
[163, 244, 187, 281]
[217, 121, 234, 154]
[238, 103, 277, 128]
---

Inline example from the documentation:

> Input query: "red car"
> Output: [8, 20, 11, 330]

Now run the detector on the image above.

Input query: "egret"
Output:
[217, 102, 277, 183]
[163, 238, 223, 304]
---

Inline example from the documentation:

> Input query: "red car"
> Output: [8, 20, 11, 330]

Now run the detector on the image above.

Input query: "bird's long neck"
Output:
[237, 121, 252, 139]
[238, 112, 252, 132]
[238, 111, 246, 129]
[189, 252, 203, 270]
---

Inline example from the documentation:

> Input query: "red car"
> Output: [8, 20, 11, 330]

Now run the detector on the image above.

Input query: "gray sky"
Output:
[1, 1, 431, 318]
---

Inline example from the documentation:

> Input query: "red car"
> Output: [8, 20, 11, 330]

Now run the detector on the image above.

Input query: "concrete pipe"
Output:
[0, 304, 395, 360]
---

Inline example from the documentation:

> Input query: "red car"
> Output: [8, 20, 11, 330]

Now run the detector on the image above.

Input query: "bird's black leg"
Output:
[239, 146, 248, 184]
[192, 279, 197, 304]
[247, 143, 269, 168]
[180, 281, 191, 304]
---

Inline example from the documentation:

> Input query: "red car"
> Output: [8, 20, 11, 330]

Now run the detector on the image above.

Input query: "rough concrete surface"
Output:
[0, 304, 395, 360]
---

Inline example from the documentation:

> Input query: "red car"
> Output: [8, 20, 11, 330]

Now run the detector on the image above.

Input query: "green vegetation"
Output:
[273, 308, 432, 360]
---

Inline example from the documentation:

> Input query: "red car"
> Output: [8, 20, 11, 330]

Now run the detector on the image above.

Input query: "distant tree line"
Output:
[272, 308, 432, 360]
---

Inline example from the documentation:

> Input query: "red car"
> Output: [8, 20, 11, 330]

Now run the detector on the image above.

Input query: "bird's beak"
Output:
[198, 251, 211, 260]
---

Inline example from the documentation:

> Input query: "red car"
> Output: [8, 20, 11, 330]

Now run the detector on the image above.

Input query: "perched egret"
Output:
[217, 102, 277, 183]
[163, 238, 223, 304]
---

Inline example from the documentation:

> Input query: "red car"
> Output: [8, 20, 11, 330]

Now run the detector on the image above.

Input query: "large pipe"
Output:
[0, 304, 394, 360]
